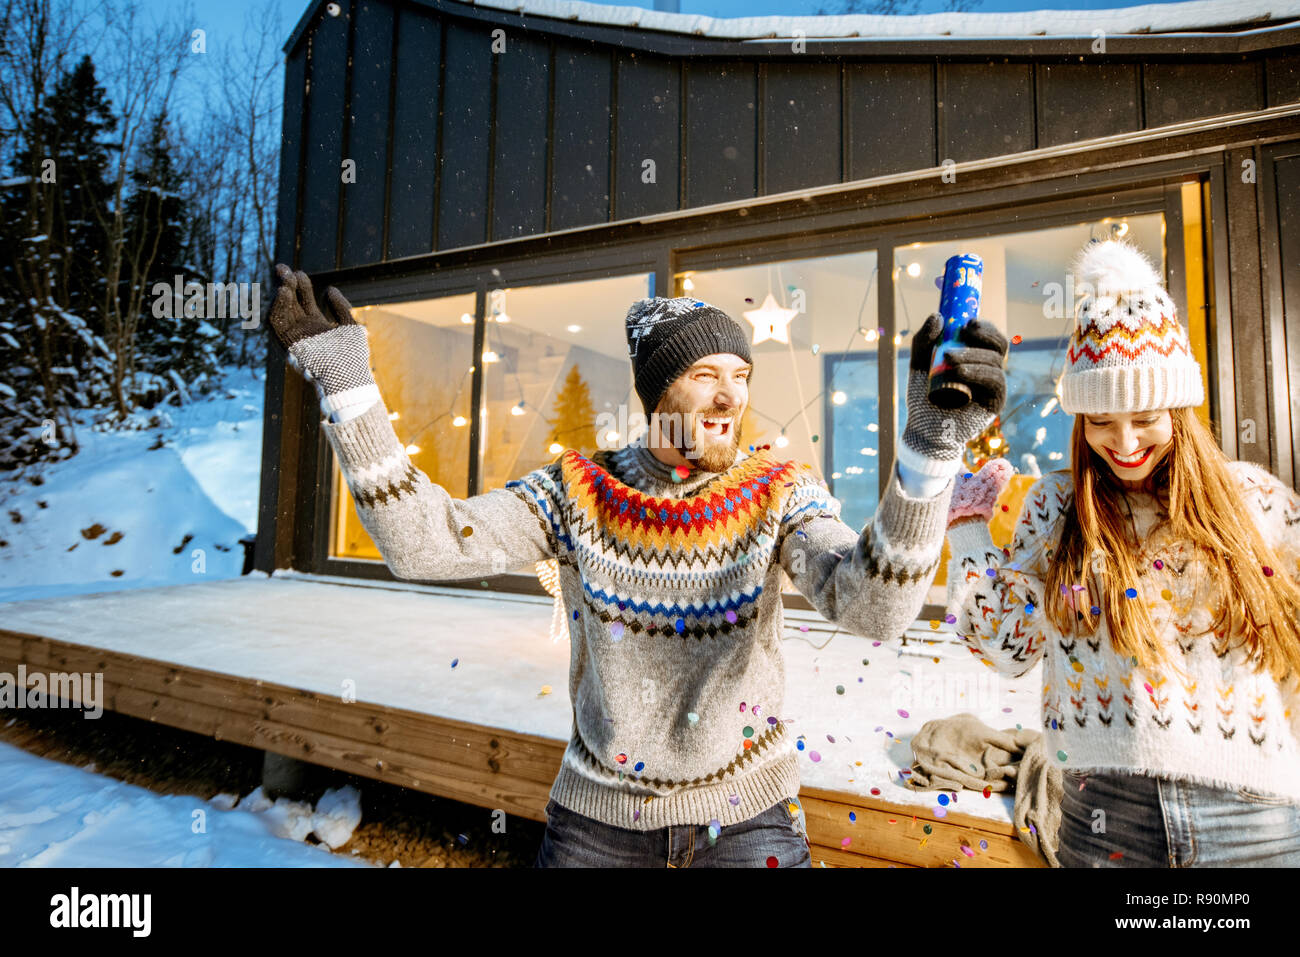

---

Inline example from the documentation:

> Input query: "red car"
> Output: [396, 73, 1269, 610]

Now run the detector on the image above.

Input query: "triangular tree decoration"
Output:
[546, 364, 597, 455]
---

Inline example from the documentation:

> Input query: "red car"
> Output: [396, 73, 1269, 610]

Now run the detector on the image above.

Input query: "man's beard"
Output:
[652, 390, 742, 473]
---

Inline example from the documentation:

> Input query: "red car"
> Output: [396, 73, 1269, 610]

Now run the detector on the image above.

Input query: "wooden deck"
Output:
[0, 573, 1046, 868]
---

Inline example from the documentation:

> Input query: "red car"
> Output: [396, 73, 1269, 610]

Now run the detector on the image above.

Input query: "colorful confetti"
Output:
[1125, 587, 1138, 598]
[809, 751, 822, 762]
[938, 794, 950, 806]
[725, 609, 738, 624]
[743, 726, 754, 738]
[1057, 750, 1068, 761]
[944, 614, 956, 624]
[451, 658, 459, 668]
[870, 788, 881, 796]
[841, 837, 852, 848]
[934, 807, 947, 818]
[616, 753, 627, 764]
[687, 712, 699, 725]
[849, 811, 857, 822]
[766, 856, 778, 868]
[897, 709, 909, 718]
[1264, 566, 1275, 577]
[740, 702, 747, 712]
[979, 839, 988, 851]
[609, 621, 624, 641]
[539, 685, 552, 696]
[836, 685, 845, 695]
[635, 761, 645, 772]
[460, 526, 473, 537]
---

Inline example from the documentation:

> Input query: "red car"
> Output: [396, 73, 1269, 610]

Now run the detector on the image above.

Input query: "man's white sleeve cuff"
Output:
[320, 383, 381, 418]
[896, 441, 966, 481]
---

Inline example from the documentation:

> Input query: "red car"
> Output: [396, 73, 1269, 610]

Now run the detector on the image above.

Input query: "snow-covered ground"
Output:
[0, 737, 372, 867]
[0, 364, 264, 603]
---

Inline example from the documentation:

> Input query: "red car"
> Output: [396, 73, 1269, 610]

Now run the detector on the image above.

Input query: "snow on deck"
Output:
[468, 0, 1300, 39]
[1, 570, 1043, 825]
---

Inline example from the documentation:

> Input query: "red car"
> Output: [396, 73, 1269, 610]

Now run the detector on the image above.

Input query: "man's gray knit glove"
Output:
[268, 264, 379, 422]
[898, 312, 1008, 484]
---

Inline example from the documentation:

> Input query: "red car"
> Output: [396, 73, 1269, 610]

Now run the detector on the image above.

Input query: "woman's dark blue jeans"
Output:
[1058, 769, 1300, 867]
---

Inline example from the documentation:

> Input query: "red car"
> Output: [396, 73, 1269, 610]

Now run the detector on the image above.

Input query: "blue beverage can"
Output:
[927, 253, 984, 409]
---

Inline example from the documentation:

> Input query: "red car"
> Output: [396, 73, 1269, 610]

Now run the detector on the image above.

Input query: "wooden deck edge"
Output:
[0, 628, 1044, 866]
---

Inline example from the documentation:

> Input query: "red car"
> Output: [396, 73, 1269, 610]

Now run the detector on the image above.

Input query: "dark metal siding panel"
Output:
[1267, 55, 1300, 106]
[684, 61, 758, 208]
[938, 63, 1035, 163]
[762, 61, 841, 194]
[1225, 146, 1272, 470]
[340, 0, 395, 268]
[845, 63, 934, 179]
[438, 21, 493, 251]
[1144, 62, 1263, 127]
[613, 54, 681, 219]
[550, 41, 612, 231]
[275, 47, 307, 265]
[1037, 63, 1140, 147]
[387, 9, 441, 260]
[1273, 153, 1300, 484]
[298, 2, 352, 273]
[492, 35, 550, 240]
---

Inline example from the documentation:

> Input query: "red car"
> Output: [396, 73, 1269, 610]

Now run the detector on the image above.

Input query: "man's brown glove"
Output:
[267, 264, 379, 421]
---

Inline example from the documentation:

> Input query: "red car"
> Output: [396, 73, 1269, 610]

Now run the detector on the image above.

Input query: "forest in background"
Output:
[0, 0, 282, 469]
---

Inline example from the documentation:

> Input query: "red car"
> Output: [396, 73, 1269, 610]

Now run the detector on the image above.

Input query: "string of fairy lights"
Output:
[375, 229, 1124, 468]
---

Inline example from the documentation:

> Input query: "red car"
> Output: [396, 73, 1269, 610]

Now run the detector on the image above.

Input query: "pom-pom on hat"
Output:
[1059, 239, 1204, 415]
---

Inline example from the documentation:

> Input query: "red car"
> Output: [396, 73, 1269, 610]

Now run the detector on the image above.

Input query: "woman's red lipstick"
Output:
[1105, 446, 1153, 469]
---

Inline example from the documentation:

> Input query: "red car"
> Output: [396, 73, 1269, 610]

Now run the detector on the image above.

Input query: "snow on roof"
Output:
[463, 0, 1300, 39]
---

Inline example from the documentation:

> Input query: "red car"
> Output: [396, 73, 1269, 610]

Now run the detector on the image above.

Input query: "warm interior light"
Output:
[482, 351, 499, 363]
[988, 437, 1003, 450]
[831, 391, 847, 405]
[682, 277, 695, 291]
[452, 415, 467, 427]
[566, 324, 582, 333]
[548, 442, 563, 454]
[867, 423, 878, 432]
[774, 434, 789, 448]
[1114, 221, 1129, 237]
[388, 411, 400, 421]
[864, 329, 879, 343]
[404, 444, 420, 455]
[906, 262, 921, 278]
[605, 430, 619, 443]
[510, 403, 525, 416]
[495, 313, 510, 323]
[460, 313, 473, 324]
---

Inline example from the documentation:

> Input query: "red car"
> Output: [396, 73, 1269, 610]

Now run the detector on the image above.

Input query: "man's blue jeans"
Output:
[1058, 769, 1300, 867]
[533, 795, 813, 868]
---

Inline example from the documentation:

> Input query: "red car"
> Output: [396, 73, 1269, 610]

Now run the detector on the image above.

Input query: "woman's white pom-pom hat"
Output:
[1059, 239, 1205, 415]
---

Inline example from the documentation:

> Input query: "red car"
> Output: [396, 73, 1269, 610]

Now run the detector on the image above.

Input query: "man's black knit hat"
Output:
[624, 297, 753, 414]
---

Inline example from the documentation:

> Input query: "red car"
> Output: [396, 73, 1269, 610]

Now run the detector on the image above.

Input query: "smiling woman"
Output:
[1082, 410, 1174, 490]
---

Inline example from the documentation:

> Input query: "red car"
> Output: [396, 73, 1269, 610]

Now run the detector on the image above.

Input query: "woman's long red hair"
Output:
[1044, 407, 1300, 682]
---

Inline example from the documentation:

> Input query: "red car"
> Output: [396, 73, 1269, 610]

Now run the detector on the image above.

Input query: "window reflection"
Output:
[480, 274, 652, 490]
[329, 293, 476, 561]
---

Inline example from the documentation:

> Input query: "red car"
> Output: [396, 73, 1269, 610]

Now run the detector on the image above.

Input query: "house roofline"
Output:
[283, 0, 1300, 58]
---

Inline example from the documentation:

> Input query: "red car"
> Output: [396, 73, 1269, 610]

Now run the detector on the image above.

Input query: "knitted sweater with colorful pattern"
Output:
[321, 395, 952, 830]
[946, 461, 1300, 800]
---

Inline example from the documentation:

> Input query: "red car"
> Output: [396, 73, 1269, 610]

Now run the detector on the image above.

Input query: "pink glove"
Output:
[947, 458, 1015, 527]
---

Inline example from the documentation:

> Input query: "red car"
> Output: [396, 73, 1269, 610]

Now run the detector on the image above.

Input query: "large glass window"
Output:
[479, 273, 652, 490]
[893, 214, 1175, 483]
[675, 249, 882, 525]
[329, 293, 476, 561]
